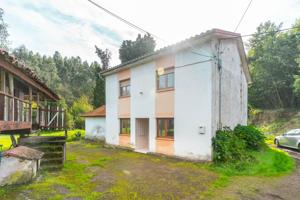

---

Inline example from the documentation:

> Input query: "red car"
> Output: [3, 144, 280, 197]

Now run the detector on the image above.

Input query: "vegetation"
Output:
[212, 124, 294, 177]
[248, 19, 300, 109]
[119, 33, 156, 63]
[0, 8, 9, 50]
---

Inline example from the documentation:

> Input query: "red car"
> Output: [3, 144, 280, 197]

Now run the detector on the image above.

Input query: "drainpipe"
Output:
[217, 40, 222, 130]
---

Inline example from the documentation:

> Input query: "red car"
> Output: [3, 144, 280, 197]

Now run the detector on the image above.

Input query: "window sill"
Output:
[119, 95, 130, 99]
[119, 134, 130, 136]
[156, 88, 174, 93]
[156, 137, 174, 141]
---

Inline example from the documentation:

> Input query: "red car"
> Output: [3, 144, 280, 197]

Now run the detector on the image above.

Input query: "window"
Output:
[157, 67, 174, 90]
[157, 118, 174, 138]
[120, 118, 130, 135]
[120, 79, 130, 97]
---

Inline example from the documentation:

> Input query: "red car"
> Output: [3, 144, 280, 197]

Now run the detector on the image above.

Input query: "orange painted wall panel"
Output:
[156, 138, 174, 155]
[119, 135, 131, 147]
[118, 69, 131, 117]
[155, 90, 174, 117]
[118, 69, 130, 80]
[156, 55, 175, 69]
[118, 97, 130, 118]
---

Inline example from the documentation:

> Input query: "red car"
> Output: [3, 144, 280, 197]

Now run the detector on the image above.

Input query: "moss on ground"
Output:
[0, 138, 296, 200]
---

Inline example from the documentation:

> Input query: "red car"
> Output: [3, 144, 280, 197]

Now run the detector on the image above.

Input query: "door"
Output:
[287, 130, 300, 148]
[135, 118, 149, 151]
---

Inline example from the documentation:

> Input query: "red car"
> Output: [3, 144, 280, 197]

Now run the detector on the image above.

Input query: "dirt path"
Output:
[252, 150, 300, 200]
[214, 149, 300, 200]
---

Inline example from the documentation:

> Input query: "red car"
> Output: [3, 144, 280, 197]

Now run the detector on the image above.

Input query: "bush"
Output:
[212, 127, 251, 163]
[212, 125, 266, 163]
[234, 125, 266, 150]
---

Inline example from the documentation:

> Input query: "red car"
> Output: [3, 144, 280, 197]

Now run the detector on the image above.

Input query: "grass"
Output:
[209, 147, 295, 177]
[0, 129, 296, 200]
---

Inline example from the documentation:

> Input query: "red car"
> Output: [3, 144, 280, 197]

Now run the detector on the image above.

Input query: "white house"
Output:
[82, 105, 106, 141]
[101, 29, 250, 161]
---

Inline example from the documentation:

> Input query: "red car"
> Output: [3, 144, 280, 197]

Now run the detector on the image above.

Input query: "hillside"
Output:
[249, 109, 300, 135]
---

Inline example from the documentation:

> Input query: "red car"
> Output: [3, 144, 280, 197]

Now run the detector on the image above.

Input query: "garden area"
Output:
[0, 126, 297, 200]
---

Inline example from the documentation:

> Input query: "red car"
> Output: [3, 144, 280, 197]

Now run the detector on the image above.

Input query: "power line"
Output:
[221, 26, 300, 40]
[175, 59, 212, 69]
[234, 0, 253, 32]
[86, 0, 214, 59]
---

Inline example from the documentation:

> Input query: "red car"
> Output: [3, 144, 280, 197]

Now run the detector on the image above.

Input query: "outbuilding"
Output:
[82, 105, 106, 141]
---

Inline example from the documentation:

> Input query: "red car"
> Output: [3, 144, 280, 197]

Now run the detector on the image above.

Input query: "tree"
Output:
[95, 46, 111, 70]
[0, 8, 9, 50]
[93, 47, 111, 107]
[70, 96, 93, 129]
[119, 33, 156, 63]
[248, 20, 300, 108]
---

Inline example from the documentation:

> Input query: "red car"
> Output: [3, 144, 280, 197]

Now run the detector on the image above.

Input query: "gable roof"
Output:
[0, 49, 60, 100]
[81, 105, 106, 117]
[101, 28, 251, 83]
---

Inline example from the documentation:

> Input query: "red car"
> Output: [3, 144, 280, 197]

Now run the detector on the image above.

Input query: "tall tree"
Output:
[95, 46, 111, 70]
[248, 20, 300, 108]
[0, 8, 9, 50]
[119, 33, 156, 63]
[93, 47, 111, 107]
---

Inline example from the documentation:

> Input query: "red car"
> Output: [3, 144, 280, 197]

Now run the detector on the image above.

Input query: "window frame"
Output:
[119, 79, 130, 98]
[120, 118, 130, 135]
[156, 118, 174, 139]
[156, 67, 174, 91]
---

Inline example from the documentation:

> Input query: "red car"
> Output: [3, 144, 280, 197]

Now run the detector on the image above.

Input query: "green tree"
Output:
[248, 20, 300, 108]
[93, 47, 111, 107]
[0, 8, 9, 50]
[119, 33, 155, 63]
[70, 96, 93, 129]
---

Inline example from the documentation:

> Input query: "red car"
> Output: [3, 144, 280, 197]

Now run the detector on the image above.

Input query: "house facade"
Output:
[102, 29, 250, 160]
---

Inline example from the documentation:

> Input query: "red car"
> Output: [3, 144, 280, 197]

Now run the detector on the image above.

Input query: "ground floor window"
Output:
[157, 118, 174, 138]
[120, 118, 130, 135]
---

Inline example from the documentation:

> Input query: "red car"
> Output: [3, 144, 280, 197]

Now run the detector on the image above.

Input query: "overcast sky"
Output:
[1, 0, 300, 66]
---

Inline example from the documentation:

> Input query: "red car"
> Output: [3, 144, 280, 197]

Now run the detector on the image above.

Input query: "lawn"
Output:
[0, 136, 295, 200]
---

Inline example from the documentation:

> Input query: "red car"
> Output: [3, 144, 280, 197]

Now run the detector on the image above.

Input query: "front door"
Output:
[135, 118, 149, 151]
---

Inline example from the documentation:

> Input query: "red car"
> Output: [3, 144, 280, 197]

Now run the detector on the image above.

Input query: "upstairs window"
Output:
[120, 79, 130, 97]
[157, 118, 174, 138]
[120, 118, 130, 135]
[157, 67, 174, 90]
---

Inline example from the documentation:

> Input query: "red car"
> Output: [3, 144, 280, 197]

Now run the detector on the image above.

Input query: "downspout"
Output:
[217, 39, 222, 130]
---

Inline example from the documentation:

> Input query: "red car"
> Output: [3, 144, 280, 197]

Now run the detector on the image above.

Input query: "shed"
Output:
[81, 105, 106, 141]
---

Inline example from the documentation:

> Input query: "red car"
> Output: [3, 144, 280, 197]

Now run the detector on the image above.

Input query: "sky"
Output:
[1, 0, 300, 66]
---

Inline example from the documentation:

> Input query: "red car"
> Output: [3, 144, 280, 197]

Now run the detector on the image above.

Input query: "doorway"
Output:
[135, 118, 149, 152]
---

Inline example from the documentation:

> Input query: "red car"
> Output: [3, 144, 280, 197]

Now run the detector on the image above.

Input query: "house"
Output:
[0, 49, 64, 134]
[82, 105, 106, 141]
[101, 29, 250, 160]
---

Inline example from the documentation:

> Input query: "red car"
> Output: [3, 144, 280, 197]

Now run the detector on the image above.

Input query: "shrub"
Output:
[212, 127, 251, 163]
[234, 124, 266, 150]
[212, 125, 266, 163]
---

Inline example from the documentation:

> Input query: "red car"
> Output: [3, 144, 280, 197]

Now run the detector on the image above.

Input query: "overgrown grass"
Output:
[210, 147, 295, 176]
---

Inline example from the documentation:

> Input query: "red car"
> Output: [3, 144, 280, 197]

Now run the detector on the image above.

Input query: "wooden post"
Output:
[1, 71, 6, 121]
[37, 94, 39, 124]
[9, 74, 14, 121]
[29, 87, 32, 123]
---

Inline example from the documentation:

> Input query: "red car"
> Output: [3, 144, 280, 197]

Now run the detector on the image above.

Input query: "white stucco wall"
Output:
[85, 117, 106, 141]
[0, 157, 38, 186]
[174, 43, 214, 160]
[130, 62, 156, 151]
[218, 39, 248, 128]
[105, 74, 119, 145]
